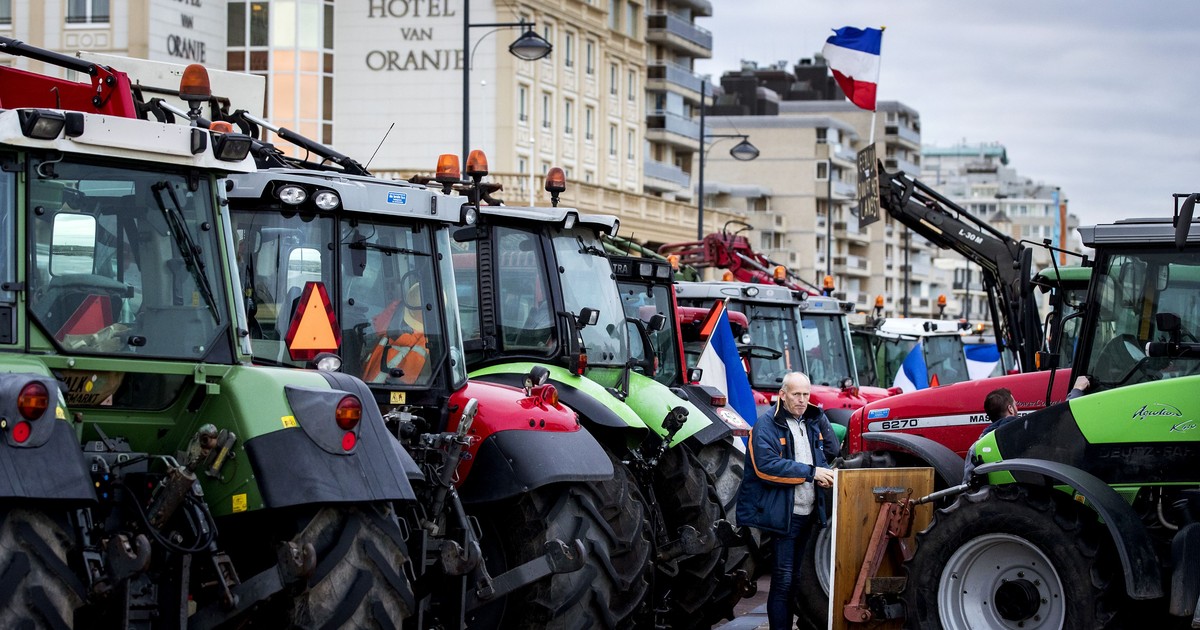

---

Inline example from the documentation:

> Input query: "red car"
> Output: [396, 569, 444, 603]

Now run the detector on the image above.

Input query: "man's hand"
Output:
[1073, 375, 1091, 392]
[814, 467, 836, 488]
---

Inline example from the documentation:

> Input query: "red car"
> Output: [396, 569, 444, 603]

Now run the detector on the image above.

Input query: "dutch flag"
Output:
[695, 300, 758, 427]
[892, 341, 930, 393]
[822, 26, 883, 111]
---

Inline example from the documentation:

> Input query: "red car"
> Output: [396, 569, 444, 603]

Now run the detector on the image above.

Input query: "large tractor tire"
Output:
[904, 484, 1120, 630]
[470, 450, 652, 630]
[654, 445, 728, 630]
[692, 437, 757, 609]
[288, 505, 413, 629]
[0, 508, 85, 629]
[794, 522, 832, 630]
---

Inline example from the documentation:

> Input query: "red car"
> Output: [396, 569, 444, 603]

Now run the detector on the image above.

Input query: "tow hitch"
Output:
[467, 538, 587, 608]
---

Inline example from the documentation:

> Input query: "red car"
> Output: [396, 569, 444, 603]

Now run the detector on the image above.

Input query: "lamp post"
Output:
[462, 1, 552, 165]
[697, 78, 759, 240]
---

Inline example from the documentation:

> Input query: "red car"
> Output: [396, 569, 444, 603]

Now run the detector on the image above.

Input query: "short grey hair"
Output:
[780, 372, 811, 390]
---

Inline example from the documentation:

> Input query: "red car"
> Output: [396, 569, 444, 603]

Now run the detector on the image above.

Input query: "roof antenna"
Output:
[364, 122, 395, 172]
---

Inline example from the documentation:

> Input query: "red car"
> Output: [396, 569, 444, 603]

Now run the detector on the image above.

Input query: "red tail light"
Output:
[576, 353, 588, 375]
[17, 382, 49, 420]
[342, 432, 357, 451]
[11, 422, 31, 443]
[335, 395, 362, 430]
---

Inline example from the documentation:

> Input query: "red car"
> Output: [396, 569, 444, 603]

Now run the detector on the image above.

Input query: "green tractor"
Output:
[450, 166, 748, 627]
[901, 195, 1200, 628]
[0, 63, 415, 627]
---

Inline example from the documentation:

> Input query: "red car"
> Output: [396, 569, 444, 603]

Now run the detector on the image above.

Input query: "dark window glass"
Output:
[250, 2, 270, 46]
[228, 3, 246, 47]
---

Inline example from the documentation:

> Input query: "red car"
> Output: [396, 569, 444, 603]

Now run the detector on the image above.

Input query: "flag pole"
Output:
[869, 25, 886, 145]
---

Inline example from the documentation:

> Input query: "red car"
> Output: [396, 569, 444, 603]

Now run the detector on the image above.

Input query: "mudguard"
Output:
[974, 458, 1164, 600]
[860, 431, 965, 488]
[677, 385, 736, 446]
[471, 363, 646, 431]
[458, 428, 614, 504]
[594, 369, 710, 446]
[0, 374, 94, 501]
[244, 372, 418, 508]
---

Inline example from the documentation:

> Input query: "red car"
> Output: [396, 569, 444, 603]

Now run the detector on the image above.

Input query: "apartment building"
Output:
[703, 58, 949, 317]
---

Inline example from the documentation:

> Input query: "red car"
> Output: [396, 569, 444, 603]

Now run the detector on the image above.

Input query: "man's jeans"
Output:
[768, 512, 814, 630]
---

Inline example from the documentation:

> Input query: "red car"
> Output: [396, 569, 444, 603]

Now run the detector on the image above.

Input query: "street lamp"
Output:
[697, 78, 759, 240]
[462, 2, 552, 165]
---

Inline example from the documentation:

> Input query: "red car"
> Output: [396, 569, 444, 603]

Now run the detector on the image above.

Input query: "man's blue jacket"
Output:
[736, 403, 830, 535]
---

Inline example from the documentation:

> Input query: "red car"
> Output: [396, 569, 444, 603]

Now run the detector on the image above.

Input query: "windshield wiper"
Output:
[574, 236, 607, 257]
[347, 240, 430, 257]
[152, 181, 219, 322]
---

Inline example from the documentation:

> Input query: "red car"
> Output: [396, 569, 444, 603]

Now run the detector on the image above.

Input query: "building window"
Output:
[542, 92, 552, 129]
[626, 128, 635, 160]
[816, 128, 827, 144]
[564, 32, 574, 67]
[585, 170, 594, 183]
[585, 106, 594, 140]
[627, 70, 636, 101]
[609, 63, 618, 96]
[609, 124, 618, 156]
[0, 0, 10, 26]
[250, 2, 270, 46]
[585, 40, 595, 74]
[67, 0, 109, 24]
[816, 161, 829, 180]
[608, 0, 619, 31]
[518, 157, 528, 174]
[624, 2, 638, 38]
[518, 85, 529, 122]
[564, 99, 574, 134]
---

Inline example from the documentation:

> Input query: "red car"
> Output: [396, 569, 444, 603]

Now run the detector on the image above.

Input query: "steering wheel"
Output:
[1096, 333, 1160, 387]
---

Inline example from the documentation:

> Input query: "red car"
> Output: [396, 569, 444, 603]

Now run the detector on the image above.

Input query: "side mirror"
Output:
[1156, 312, 1182, 335]
[453, 225, 486, 242]
[647, 313, 667, 333]
[1177, 193, 1198, 251]
[688, 367, 703, 384]
[576, 307, 599, 328]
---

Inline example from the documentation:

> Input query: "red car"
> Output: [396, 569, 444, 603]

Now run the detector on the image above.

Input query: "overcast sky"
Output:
[696, 1, 1200, 227]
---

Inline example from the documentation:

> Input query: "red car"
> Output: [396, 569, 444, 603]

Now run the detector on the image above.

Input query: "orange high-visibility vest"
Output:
[362, 301, 427, 384]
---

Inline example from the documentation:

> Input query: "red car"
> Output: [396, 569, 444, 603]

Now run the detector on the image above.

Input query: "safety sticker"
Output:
[867, 408, 890, 420]
[282, 415, 298, 428]
[390, 391, 406, 405]
[232, 494, 248, 513]
[387, 191, 407, 205]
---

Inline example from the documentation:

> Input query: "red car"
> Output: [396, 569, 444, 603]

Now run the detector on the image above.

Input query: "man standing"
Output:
[737, 372, 837, 630]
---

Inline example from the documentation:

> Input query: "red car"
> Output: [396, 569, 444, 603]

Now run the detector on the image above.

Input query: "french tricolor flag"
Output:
[822, 26, 883, 111]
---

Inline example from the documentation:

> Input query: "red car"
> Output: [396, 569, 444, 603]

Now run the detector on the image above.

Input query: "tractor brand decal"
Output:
[232, 493, 248, 513]
[1131, 403, 1183, 421]
[1171, 420, 1197, 433]
[867, 412, 992, 432]
[867, 408, 890, 420]
[281, 415, 297, 428]
[387, 191, 407, 205]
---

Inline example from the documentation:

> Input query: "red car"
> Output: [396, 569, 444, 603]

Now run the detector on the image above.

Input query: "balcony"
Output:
[833, 254, 870, 277]
[830, 179, 856, 199]
[883, 155, 921, 176]
[884, 123, 921, 148]
[646, 61, 704, 97]
[646, 13, 713, 58]
[643, 158, 691, 192]
[673, 0, 713, 17]
[646, 109, 701, 148]
[834, 218, 870, 245]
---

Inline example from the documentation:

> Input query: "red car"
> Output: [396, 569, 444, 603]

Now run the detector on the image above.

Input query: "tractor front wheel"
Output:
[471, 450, 652, 629]
[903, 484, 1119, 630]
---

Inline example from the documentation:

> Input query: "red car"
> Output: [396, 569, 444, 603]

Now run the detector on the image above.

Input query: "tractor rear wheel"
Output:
[0, 508, 84, 629]
[288, 505, 413, 629]
[904, 484, 1119, 630]
[471, 450, 652, 629]
[692, 437, 756, 612]
[654, 445, 727, 629]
